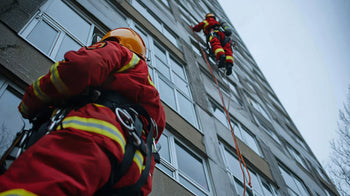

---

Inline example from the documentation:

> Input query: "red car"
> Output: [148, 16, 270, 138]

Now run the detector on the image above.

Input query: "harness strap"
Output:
[93, 90, 156, 196]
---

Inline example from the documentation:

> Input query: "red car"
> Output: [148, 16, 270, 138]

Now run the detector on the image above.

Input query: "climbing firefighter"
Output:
[192, 13, 234, 76]
[0, 28, 166, 196]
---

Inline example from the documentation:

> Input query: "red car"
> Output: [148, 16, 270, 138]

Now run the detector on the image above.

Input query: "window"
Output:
[19, 0, 104, 61]
[253, 115, 281, 144]
[222, 78, 241, 105]
[294, 136, 308, 151]
[157, 129, 211, 195]
[150, 43, 198, 128]
[220, 143, 279, 196]
[0, 75, 31, 157]
[132, 0, 178, 47]
[279, 164, 310, 196]
[248, 97, 271, 121]
[286, 145, 308, 169]
[211, 101, 261, 156]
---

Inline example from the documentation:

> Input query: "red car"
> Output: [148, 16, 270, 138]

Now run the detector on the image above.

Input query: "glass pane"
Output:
[164, 28, 178, 47]
[170, 58, 186, 80]
[179, 175, 207, 196]
[295, 179, 310, 196]
[250, 171, 263, 195]
[135, 27, 149, 49]
[47, 0, 91, 42]
[224, 149, 244, 181]
[177, 93, 196, 126]
[262, 181, 274, 196]
[175, 142, 208, 189]
[158, 78, 176, 109]
[155, 57, 170, 78]
[212, 104, 228, 127]
[241, 128, 261, 156]
[0, 89, 31, 156]
[158, 134, 170, 162]
[279, 167, 299, 194]
[55, 35, 81, 61]
[235, 179, 253, 196]
[154, 45, 167, 63]
[174, 75, 189, 96]
[27, 20, 58, 54]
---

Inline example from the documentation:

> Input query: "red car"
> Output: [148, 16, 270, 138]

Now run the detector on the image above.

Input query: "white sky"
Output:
[218, 0, 350, 166]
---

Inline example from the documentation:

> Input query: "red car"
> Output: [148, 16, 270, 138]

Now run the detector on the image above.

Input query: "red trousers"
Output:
[0, 128, 153, 195]
[209, 31, 234, 64]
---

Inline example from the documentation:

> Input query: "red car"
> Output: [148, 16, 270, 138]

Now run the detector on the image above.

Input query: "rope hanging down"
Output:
[190, 26, 252, 195]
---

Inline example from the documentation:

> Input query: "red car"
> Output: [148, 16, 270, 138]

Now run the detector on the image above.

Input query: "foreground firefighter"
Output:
[0, 28, 166, 196]
[193, 13, 234, 76]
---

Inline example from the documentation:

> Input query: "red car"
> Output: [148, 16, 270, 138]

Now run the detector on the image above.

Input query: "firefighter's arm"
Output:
[193, 21, 205, 32]
[18, 41, 129, 118]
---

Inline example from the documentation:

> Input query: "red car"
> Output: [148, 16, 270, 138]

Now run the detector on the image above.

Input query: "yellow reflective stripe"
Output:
[117, 53, 140, 73]
[214, 48, 224, 56]
[50, 62, 70, 95]
[58, 116, 126, 153]
[0, 189, 37, 196]
[19, 102, 30, 116]
[203, 20, 209, 31]
[33, 76, 50, 102]
[148, 74, 155, 88]
[133, 150, 144, 174]
[226, 56, 234, 61]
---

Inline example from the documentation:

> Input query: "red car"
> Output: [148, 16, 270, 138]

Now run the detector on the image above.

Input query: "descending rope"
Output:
[191, 27, 252, 195]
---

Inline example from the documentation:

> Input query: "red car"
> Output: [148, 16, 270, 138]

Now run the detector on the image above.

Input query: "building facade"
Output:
[0, 0, 339, 195]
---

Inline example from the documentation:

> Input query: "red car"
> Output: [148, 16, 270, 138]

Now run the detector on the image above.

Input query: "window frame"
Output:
[19, 0, 102, 62]
[157, 128, 212, 195]
[219, 142, 279, 196]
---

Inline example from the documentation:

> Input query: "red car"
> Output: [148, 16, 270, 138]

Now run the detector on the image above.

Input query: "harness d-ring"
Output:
[115, 107, 134, 130]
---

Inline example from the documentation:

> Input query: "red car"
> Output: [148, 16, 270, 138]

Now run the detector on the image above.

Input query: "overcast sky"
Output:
[218, 0, 350, 166]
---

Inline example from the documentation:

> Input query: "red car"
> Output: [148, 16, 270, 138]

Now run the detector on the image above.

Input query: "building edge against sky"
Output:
[0, 0, 339, 195]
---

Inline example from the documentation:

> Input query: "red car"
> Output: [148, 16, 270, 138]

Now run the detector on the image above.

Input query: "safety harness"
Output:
[0, 89, 160, 196]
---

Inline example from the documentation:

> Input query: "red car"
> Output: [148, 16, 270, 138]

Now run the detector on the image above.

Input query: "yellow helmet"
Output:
[100, 28, 146, 60]
[206, 13, 215, 19]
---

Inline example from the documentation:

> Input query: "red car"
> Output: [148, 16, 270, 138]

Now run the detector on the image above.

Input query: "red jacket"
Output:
[17, 40, 166, 195]
[193, 17, 220, 34]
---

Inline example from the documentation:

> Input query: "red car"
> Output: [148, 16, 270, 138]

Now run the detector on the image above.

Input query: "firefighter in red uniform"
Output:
[0, 28, 165, 196]
[193, 13, 234, 75]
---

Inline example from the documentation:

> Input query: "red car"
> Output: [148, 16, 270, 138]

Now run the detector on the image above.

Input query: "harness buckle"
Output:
[115, 107, 134, 131]
[47, 108, 67, 131]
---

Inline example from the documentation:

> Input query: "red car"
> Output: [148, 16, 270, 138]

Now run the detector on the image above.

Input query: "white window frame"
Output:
[248, 97, 271, 121]
[132, 0, 179, 48]
[157, 129, 212, 196]
[278, 164, 310, 196]
[286, 144, 308, 170]
[253, 114, 281, 145]
[150, 42, 199, 128]
[0, 74, 31, 159]
[19, 0, 100, 62]
[211, 101, 262, 156]
[219, 143, 279, 196]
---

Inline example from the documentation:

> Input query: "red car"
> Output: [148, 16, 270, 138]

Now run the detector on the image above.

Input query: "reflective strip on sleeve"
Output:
[148, 74, 155, 88]
[203, 20, 209, 32]
[117, 53, 140, 73]
[19, 102, 30, 117]
[226, 56, 234, 61]
[33, 76, 51, 103]
[50, 62, 70, 96]
[133, 150, 144, 174]
[214, 48, 225, 56]
[0, 189, 37, 196]
[58, 116, 126, 153]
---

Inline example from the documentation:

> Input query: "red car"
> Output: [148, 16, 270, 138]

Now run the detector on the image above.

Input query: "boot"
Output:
[226, 63, 233, 76]
[218, 55, 226, 68]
